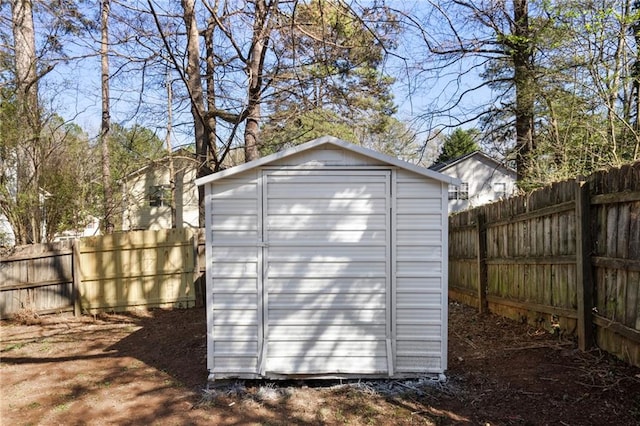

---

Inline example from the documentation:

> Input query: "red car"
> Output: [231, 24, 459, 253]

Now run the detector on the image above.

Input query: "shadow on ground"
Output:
[106, 307, 208, 391]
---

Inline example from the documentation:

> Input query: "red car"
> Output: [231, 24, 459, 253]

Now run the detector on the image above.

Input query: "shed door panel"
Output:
[263, 170, 390, 375]
[208, 176, 261, 376]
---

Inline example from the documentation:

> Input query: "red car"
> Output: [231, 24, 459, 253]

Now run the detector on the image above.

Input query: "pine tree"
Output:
[434, 129, 480, 164]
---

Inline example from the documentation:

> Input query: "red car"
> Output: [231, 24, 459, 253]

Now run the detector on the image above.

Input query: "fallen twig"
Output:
[503, 342, 574, 351]
[453, 331, 478, 349]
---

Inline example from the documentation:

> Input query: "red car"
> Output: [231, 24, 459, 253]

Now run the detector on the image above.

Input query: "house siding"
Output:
[0, 213, 15, 246]
[437, 153, 517, 213]
[122, 157, 199, 231]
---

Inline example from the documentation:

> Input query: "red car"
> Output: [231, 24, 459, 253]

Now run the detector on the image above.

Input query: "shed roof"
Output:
[196, 135, 460, 186]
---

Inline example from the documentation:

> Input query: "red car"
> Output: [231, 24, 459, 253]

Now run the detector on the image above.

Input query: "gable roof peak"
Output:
[196, 135, 460, 186]
[429, 150, 515, 173]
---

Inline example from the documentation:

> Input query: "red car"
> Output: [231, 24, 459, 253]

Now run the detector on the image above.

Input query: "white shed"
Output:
[196, 136, 458, 381]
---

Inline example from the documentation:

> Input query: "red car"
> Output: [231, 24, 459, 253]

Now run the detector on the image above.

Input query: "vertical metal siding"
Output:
[394, 170, 446, 373]
[441, 181, 449, 371]
[208, 172, 262, 377]
[263, 170, 391, 374]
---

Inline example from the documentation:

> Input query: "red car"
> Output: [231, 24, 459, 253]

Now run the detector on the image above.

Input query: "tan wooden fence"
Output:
[0, 228, 206, 318]
[449, 161, 640, 367]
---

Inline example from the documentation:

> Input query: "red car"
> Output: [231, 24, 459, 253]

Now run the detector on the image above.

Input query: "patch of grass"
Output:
[357, 403, 379, 423]
[163, 378, 184, 388]
[38, 339, 52, 353]
[334, 408, 347, 423]
[122, 361, 143, 372]
[2, 342, 26, 352]
[26, 402, 41, 410]
[54, 403, 69, 412]
[316, 406, 331, 422]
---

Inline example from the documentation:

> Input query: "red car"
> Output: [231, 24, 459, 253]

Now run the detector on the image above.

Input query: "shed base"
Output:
[206, 371, 447, 389]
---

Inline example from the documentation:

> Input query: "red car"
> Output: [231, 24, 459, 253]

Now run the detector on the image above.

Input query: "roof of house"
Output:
[429, 150, 516, 175]
[121, 149, 198, 181]
[195, 135, 460, 186]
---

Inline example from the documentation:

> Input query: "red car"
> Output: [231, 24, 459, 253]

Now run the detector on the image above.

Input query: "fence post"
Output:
[194, 229, 205, 308]
[476, 212, 488, 313]
[72, 240, 82, 316]
[575, 180, 594, 350]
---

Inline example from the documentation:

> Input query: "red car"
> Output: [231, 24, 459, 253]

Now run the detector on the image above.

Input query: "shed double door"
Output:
[261, 169, 393, 375]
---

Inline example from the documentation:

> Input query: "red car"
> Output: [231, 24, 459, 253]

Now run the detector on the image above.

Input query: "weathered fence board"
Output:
[458, 180, 581, 334]
[0, 242, 75, 318]
[589, 163, 640, 366]
[448, 210, 479, 308]
[449, 161, 640, 367]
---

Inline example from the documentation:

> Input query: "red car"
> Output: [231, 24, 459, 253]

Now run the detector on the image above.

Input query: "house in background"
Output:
[430, 150, 517, 213]
[0, 214, 15, 247]
[120, 150, 200, 231]
[53, 216, 102, 242]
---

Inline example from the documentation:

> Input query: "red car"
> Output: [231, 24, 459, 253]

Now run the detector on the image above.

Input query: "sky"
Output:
[39, 1, 490, 155]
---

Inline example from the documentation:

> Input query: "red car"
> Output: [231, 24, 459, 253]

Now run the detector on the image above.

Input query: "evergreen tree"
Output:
[434, 129, 480, 164]
[261, 0, 399, 152]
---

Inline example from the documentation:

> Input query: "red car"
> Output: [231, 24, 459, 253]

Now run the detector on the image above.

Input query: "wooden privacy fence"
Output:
[0, 241, 77, 317]
[0, 228, 206, 318]
[449, 161, 640, 367]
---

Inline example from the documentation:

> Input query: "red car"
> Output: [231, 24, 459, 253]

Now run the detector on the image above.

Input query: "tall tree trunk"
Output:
[634, 0, 640, 159]
[204, 17, 217, 165]
[11, 0, 40, 244]
[244, 0, 271, 162]
[12, 0, 37, 124]
[166, 66, 176, 229]
[100, 0, 114, 233]
[244, 106, 261, 161]
[512, 0, 535, 183]
[182, 0, 210, 227]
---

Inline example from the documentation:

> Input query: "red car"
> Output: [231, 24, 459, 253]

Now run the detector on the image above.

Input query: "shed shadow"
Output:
[105, 307, 208, 390]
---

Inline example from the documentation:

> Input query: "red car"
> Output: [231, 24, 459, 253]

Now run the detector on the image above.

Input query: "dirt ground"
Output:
[1, 302, 639, 426]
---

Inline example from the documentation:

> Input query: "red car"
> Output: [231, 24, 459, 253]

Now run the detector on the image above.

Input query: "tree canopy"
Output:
[261, 0, 399, 152]
[3, 0, 640, 244]
[393, 0, 639, 187]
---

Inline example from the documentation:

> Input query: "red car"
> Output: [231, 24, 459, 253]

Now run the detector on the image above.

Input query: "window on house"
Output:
[448, 182, 469, 200]
[494, 182, 506, 199]
[149, 185, 170, 207]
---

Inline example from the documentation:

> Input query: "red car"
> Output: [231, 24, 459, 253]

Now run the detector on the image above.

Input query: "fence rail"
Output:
[449, 161, 640, 367]
[0, 228, 206, 318]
